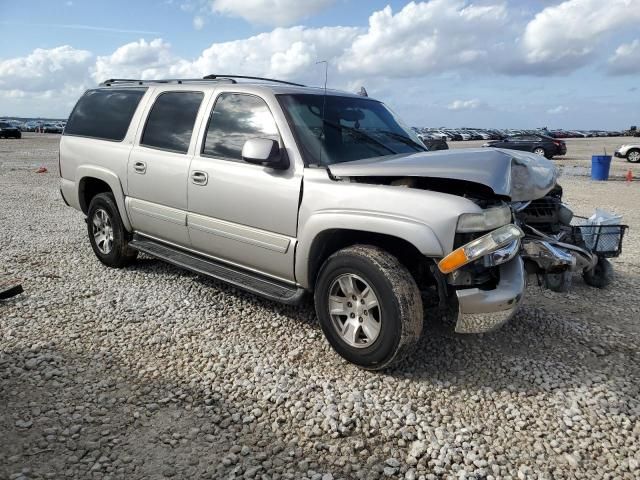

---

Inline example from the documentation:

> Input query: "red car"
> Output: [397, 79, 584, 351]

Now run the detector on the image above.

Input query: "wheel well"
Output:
[307, 229, 433, 289]
[78, 177, 112, 214]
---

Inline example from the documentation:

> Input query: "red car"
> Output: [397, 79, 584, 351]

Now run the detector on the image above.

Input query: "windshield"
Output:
[278, 94, 426, 166]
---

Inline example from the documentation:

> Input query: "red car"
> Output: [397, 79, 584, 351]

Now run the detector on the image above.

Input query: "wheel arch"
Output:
[76, 165, 132, 231]
[297, 222, 443, 290]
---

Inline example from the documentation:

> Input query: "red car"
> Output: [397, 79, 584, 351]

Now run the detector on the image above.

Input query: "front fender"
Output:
[76, 165, 132, 231]
[295, 210, 443, 288]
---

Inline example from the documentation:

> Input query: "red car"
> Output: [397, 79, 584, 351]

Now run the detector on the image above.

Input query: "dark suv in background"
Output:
[483, 134, 566, 159]
[0, 121, 22, 139]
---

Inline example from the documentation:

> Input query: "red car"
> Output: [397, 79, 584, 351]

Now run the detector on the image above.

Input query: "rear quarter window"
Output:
[64, 88, 147, 141]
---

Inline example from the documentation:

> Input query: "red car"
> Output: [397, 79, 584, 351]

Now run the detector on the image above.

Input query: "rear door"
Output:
[186, 90, 302, 282]
[126, 89, 206, 246]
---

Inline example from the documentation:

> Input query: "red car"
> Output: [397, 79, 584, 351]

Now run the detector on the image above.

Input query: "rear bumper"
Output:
[454, 257, 525, 334]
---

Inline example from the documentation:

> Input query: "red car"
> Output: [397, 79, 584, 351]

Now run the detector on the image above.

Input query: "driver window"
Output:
[202, 93, 280, 161]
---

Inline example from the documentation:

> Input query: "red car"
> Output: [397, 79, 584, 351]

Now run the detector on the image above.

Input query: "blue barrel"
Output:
[591, 155, 612, 181]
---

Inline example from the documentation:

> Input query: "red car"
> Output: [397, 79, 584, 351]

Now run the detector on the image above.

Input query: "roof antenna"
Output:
[316, 60, 328, 166]
[357, 86, 368, 97]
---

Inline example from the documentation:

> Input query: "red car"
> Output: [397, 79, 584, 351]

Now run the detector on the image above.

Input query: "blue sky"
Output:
[1, 0, 639, 129]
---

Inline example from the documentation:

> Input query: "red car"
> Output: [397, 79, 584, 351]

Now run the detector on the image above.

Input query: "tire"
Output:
[583, 257, 613, 288]
[87, 192, 137, 268]
[533, 147, 546, 156]
[627, 149, 640, 163]
[544, 270, 572, 292]
[314, 245, 423, 370]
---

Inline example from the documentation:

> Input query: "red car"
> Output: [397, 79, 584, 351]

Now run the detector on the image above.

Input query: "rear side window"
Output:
[202, 93, 279, 161]
[65, 88, 146, 141]
[141, 91, 204, 154]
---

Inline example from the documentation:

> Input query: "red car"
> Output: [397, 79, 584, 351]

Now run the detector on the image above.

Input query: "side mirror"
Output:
[241, 138, 288, 169]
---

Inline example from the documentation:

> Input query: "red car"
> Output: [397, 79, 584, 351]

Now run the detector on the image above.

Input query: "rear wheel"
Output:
[583, 257, 613, 288]
[314, 245, 423, 370]
[627, 149, 640, 163]
[87, 193, 137, 268]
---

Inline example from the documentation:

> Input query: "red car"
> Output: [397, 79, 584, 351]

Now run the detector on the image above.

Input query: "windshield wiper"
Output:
[322, 120, 398, 155]
[372, 130, 426, 152]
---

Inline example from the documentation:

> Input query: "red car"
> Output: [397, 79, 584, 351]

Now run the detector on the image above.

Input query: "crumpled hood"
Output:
[327, 148, 558, 201]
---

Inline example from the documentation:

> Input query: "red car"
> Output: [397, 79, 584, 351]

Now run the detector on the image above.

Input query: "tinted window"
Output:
[141, 91, 203, 154]
[65, 88, 146, 141]
[0, 122, 10, 128]
[203, 93, 279, 160]
[278, 94, 424, 166]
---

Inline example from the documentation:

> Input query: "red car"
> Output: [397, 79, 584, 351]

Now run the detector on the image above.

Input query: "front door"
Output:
[187, 92, 302, 282]
[127, 89, 205, 246]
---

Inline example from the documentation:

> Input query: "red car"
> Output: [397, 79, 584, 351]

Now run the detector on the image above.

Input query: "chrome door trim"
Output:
[127, 197, 187, 226]
[187, 213, 291, 253]
[134, 231, 299, 286]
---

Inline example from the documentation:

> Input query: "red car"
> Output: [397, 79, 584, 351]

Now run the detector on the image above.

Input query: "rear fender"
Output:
[76, 165, 132, 231]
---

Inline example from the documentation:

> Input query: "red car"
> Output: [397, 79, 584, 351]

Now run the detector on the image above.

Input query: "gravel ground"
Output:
[1, 133, 639, 479]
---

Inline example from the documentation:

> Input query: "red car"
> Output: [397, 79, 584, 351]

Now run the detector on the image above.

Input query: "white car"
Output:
[614, 144, 640, 163]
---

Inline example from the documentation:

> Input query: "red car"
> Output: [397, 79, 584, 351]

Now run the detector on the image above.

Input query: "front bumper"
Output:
[454, 256, 525, 334]
[614, 150, 624, 158]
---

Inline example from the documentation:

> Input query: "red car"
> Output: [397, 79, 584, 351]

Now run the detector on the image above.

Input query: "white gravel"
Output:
[1, 134, 639, 479]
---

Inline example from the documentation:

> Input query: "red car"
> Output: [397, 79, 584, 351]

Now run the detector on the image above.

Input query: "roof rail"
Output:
[99, 78, 238, 87]
[99, 75, 305, 87]
[202, 74, 305, 87]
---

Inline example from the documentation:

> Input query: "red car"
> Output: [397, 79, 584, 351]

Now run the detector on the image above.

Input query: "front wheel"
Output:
[627, 149, 640, 163]
[583, 257, 613, 288]
[87, 193, 137, 268]
[314, 245, 423, 370]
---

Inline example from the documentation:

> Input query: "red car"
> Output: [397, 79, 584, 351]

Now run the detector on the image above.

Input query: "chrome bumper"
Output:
[454, 257, 525, 334]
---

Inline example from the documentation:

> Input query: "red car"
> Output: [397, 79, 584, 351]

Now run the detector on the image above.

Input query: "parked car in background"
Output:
[483, 134, 566, 159]
[0, 121, 22, 139]
[43, 123, 64, 134]
[420, 137, 449, 151]
[615, 143, 640, 163]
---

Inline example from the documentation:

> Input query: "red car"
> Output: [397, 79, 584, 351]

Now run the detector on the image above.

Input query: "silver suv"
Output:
[59, 76, 556, 370]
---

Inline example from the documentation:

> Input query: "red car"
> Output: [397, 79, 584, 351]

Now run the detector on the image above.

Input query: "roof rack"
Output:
[99, 75, 306, 88]
[99, 78, 237, 87]
[202, 74, 305, 87]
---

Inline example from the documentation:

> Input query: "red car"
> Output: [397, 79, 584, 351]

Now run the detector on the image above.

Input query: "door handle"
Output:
[191, 171, 208, 186]
[133, 161, 147, 174]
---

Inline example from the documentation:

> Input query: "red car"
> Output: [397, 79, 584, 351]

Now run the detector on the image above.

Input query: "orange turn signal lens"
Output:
[438, 248, 469, 274]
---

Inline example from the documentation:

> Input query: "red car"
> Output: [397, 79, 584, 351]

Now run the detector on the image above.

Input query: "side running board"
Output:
[129, 235, 306, 305]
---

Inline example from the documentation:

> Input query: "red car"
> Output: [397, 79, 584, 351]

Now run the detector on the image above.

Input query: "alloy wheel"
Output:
[92, 209, 114, 254]
[328, 273, 381, 348]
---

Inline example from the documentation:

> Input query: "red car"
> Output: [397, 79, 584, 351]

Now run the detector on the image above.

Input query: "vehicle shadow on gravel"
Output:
[388, 305, 639, 396]
[122, 256, 638, 396]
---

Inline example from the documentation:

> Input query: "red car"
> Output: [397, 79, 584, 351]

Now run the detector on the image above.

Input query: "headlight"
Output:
[456, 205, 512, 233]
[438, 224, 523, 274]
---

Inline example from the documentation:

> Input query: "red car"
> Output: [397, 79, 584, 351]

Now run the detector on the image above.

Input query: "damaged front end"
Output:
[514, 186, 628, 291]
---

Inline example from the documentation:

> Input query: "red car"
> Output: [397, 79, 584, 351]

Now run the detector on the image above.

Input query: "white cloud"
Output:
[92, 39, 177, 82]
[209, 0, 335, 27]
[522, 0, 640, 73]
[447, 99, 483, 111]
[171, 26, 359, 82]
[0, 45, 92, 92]
[193, 16, 205, 30]
[608, 39, 640, 75]
[339, 1, 509, 78]
[547, 105, 569, 114]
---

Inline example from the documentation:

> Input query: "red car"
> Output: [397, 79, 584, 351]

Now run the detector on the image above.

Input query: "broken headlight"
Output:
[456, 205, 512, 233]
